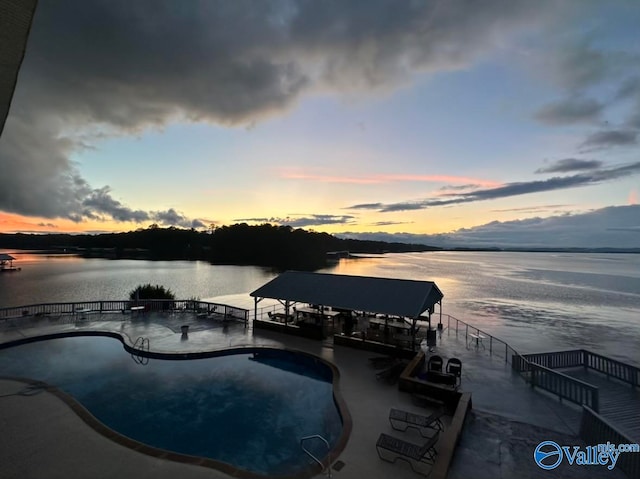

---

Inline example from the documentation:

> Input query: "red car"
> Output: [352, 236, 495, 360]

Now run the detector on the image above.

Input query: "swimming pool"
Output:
[0, 335, 345, 477]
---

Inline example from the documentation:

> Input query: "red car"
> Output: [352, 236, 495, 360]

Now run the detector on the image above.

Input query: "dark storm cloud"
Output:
[347, 203, 384, 211]
[534, 97, 603, 125]
[284, 215, 355, 228]
[551, 40, 608, 91]
[151, 208, 204, 228]
[580, 130, 638, 150]
[607, 226, 640, 233]
[346, 162, 640, 212]
[535, 38, 640, 151]
[628, 111, 640, 129]
[234, 214, 355, 227]
[338, 205, 640, 249]
[82, 187, 150, 223]
[615, 76, 640, 101]
[535, 158, 603, 174]
[0, 0, 558, 223]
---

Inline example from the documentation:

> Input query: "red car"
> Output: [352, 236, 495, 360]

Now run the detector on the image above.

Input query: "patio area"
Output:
[0, 310, 626, 479]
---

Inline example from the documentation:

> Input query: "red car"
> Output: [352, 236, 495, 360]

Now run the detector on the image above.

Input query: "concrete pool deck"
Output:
[0, 313, 629, 479]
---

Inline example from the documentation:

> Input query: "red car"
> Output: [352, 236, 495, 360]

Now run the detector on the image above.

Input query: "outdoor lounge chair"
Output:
[389, 407, 444, 437]
[376, 431, 440, 476]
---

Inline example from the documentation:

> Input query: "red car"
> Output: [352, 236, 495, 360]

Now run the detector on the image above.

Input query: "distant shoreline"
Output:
[4, 246, 639, 258]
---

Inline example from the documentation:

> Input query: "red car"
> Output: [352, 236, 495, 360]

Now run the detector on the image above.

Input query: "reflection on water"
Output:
[321, 252, 640, 365]
[1, 250, 639, 365]
[0, 251, 277, 307]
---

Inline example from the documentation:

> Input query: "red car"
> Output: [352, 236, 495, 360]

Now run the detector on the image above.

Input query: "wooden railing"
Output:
[510, 351, 600, 412]
[583, 350, 640, 388]
[529, 363, 599, 411]
[438, 314, 640, 414]
[0, 300, 248, 322]
[520, 350, 584, 369]
[519, 349, 640, 388]
[580, 406, 640, 479]
[439, 314, 603, 412]
[512, 348, 640, 413]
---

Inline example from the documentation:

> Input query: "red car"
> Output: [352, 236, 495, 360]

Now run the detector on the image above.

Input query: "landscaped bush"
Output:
[128, 284, 175, 310]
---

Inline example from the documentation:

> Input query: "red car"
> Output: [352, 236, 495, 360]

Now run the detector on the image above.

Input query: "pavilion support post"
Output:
[411, 317, 418, 352]
[384, 316, 390, 345]
[285, 300, 290, 325]
[252, 297, 257, 328]
[252, 297, 263, 328]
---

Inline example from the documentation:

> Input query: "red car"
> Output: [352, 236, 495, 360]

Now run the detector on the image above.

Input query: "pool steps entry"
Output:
[300, 434, 332, 477]
[131, 337, 149, 365]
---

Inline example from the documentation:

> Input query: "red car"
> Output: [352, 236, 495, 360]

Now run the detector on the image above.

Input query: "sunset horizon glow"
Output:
[1, 1, 639, 248]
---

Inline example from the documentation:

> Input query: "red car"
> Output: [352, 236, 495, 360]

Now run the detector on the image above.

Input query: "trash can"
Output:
[426, 328, 437, 347]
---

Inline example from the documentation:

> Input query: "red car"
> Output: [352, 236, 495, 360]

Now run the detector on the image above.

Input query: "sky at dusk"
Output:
[1, 0, 640, 248]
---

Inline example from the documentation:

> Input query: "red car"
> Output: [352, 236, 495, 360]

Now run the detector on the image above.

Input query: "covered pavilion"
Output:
[250, 271, 444, 348]
[0, 253, 18, 271]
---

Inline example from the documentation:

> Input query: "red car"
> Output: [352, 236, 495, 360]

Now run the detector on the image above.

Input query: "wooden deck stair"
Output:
[561, 367, 640, 442]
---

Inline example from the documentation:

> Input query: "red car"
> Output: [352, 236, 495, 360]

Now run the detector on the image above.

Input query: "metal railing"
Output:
[442, 314, 604, 412]
[0, 300, 249, 322]
[300, 435, 331, 477]
[131, 336, 149, 365]
[250, 303, 286, 321]
[443, 314, 520, 365]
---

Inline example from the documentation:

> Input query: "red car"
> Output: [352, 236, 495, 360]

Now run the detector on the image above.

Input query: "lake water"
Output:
[1, 250, 639, 365]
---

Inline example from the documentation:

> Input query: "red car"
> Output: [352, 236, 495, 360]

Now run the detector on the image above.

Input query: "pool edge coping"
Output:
[0, 330, 353, 479]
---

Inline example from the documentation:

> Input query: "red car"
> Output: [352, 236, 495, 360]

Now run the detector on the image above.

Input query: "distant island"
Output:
[0, 224, 440, 270]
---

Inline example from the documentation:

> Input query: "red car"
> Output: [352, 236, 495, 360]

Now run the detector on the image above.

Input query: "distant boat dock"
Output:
[0, 254, 20, 272]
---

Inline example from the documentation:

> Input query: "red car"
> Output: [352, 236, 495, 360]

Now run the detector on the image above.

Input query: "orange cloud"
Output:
[629, 188, 638, 205]
[281, 170, 501, 187]
[0, 212, 121, 233]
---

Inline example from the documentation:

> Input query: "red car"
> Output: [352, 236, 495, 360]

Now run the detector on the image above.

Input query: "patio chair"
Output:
[446, 358, 462, 386]
[427, 355, 443, 372]
[376, 431, 440, 476]
[389, 407, 445, 437]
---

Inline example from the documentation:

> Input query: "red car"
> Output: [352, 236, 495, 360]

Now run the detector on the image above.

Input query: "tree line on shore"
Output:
[0, 223, 438, 270]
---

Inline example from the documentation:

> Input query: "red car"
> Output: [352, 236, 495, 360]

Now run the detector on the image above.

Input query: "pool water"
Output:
[0, 337, 343, 476]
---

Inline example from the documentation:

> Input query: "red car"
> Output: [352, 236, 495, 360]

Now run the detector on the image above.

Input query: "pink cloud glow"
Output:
[281, 171, 501, 187]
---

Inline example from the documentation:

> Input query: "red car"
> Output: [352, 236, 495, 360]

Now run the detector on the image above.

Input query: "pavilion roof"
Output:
[251, 271, 443, 318]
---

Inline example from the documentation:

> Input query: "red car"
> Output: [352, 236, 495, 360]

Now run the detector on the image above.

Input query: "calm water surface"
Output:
[0, 337, 341, 475]
[1, 250, 639, 364]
